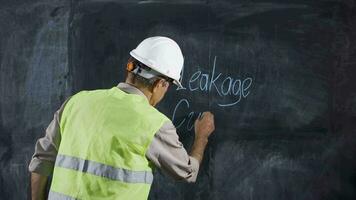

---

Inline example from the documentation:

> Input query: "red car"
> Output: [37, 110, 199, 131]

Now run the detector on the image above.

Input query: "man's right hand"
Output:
[190, 112, 215, 165]
[194, 111, 215, 140]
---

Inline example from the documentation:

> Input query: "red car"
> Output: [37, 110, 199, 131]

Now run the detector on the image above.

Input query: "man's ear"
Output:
[152, 79, 160, 93]
[152, 79, 165, 93]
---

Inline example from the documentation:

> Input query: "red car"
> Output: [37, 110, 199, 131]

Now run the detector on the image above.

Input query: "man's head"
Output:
[125, 36, 184, 106]
[125, 57, 172, 106]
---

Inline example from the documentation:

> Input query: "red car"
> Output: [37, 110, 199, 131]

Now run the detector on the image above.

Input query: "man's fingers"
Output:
[201, 111, 213, 118]
[196, 111, 214, 126]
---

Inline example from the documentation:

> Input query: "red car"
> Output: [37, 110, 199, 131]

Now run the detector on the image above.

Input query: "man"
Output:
[29, 36, 215, 200]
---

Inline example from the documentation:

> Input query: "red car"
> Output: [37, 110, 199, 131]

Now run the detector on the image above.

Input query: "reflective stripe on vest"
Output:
[48, 191, 76, 200]
[55, 154, 153, 184]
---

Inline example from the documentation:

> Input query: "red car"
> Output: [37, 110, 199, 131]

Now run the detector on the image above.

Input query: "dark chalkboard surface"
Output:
[1, 0, 356, 199]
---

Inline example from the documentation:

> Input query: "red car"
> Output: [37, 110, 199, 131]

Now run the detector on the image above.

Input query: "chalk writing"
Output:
[171, 56, 254, 132]
[172, 98, 202, 130]
[177, 56, 253, 107]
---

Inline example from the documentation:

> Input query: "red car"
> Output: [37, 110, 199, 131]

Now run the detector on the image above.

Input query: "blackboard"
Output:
[1, 0, 356, 199]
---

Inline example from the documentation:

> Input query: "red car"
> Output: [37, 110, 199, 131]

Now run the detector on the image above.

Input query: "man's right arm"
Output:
[146, 111, 215, 183]
[190, 112, 215, 164]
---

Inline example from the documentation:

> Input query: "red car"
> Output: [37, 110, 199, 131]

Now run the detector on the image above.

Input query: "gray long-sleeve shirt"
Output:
[28, 83, 199, 182]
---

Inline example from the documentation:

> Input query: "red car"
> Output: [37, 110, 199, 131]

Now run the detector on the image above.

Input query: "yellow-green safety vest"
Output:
[48, 87, 169, 200]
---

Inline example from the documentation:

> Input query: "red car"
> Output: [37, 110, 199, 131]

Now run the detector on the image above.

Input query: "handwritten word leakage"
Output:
[171, 56, 254, 131]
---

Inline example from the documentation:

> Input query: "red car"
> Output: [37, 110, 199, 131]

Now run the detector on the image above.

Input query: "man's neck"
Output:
[125, 81, 153, 104]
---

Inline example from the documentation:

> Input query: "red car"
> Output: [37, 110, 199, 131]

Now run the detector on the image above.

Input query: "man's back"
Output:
[49, 87, 168, 199]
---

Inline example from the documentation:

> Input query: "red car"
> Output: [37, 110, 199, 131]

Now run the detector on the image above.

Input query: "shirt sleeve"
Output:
[146, 121, 200, 183]
[28, 99, 69, 176]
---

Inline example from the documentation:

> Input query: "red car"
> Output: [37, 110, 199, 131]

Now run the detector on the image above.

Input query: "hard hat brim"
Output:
[173, 80, 183, 89]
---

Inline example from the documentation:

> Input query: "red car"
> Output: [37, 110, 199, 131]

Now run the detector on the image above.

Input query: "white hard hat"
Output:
[130, 36, 184, 88]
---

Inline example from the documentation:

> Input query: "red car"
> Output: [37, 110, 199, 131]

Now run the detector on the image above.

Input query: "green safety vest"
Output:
[48, 87, 169, 200]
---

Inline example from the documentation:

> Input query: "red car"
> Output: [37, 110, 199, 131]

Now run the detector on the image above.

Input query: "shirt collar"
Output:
[117, 82, 149, 102]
